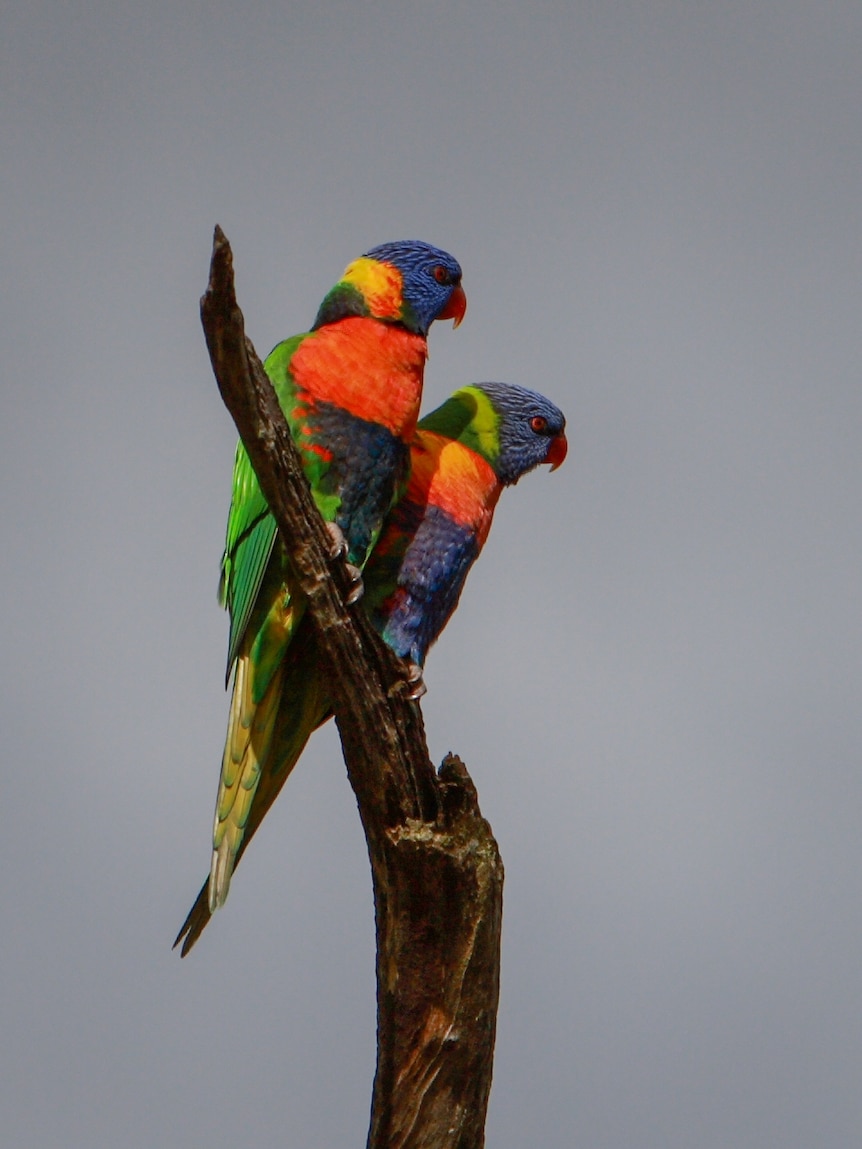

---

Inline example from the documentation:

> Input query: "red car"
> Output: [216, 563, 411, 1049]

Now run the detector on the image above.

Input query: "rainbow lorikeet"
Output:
[202, 241, 466, 920]
[175, 382, 566, 955]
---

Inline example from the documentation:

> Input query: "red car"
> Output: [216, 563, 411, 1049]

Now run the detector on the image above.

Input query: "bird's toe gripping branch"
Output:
[406, 662, 427, 700]
[344, 563, 364, 605]
[385, 659, 426, 702]
[325, 521, 348, 559]
[324, 522, 365, 605]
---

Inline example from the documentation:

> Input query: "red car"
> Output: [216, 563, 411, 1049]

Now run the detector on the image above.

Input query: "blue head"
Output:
[313, 240, 466, 336]
[480, 382, 568, 484]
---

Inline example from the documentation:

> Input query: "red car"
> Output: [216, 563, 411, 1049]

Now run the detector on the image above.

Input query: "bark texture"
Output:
[200, 227, 503, 1149]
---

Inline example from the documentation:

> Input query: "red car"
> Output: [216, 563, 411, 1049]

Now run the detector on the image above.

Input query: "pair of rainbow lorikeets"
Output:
[175, 240, 567, 955]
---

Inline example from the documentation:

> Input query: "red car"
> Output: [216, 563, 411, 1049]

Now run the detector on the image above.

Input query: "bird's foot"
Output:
[344, 563, 364, 605]
[325, 523, 364, 604]
[406, 662, 427, 700]
[386, 660, 426, 701]
[325, 521, 348, 559]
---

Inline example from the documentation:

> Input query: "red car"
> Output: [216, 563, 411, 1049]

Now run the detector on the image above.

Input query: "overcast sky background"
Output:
[2, 2, 861, 1146]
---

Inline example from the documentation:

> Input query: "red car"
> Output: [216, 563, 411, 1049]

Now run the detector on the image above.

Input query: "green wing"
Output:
[218, 335, 306, 678]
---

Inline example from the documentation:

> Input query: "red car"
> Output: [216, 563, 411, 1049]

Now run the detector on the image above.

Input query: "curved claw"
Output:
[406, 662, 427, 700]
[385, 661, 426, 701]
[325, 523, 363, 603]
[344, 563, 364, 605]
[325, 521, 348, 560]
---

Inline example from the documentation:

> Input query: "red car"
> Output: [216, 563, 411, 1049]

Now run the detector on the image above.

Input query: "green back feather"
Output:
[219, 335, 306, 678]
[417, 385, 501, 464]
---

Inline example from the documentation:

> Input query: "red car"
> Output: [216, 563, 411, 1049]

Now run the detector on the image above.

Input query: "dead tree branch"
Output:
[200, 226, 503, 1149]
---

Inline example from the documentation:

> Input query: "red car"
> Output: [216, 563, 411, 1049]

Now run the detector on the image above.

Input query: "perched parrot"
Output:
[363, 380, 567, 671]
[175, 382, 566, 955]
[197, 240, 466, 924]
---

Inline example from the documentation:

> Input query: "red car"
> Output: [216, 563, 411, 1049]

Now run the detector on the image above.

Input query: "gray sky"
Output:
[3, 1, 861, 1145]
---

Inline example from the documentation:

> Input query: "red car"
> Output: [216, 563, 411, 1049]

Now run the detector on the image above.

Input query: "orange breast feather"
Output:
[408, 432, 502, 546]
[290, 318, 428, 440]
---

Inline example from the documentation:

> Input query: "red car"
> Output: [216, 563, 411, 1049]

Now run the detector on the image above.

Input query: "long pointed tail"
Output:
[174, 629, 331, 956]
[208, 652, 282, 913]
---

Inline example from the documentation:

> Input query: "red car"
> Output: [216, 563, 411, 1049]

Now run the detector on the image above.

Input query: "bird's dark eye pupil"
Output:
[433, 265, 450, 285]
[531, 415, 548, 433]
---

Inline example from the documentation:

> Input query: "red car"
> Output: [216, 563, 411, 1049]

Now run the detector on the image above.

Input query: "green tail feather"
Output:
[174, 622, 333, 956]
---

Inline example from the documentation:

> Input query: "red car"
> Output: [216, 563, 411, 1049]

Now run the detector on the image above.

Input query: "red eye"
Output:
[530, 415, 548, 433]
[433, 265, 450, 285]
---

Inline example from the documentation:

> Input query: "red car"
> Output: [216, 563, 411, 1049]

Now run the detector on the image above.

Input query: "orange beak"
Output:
[438, 282, 467, 329]
[547, 432, 568, 471]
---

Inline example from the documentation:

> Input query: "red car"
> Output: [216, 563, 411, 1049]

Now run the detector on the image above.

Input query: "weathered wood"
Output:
[200, 226, 503, 1148]
[370, 754, 503, 1149]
